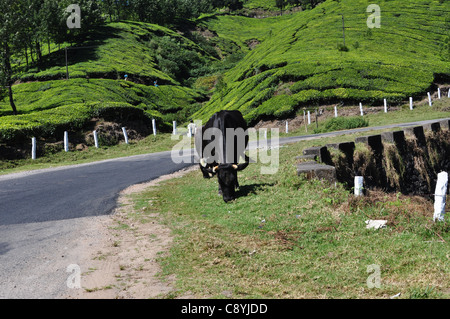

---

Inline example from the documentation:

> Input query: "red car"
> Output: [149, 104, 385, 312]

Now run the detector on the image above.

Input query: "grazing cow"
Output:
[195, 110, 250, 202]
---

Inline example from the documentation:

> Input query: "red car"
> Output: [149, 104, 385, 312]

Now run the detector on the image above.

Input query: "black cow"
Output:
[195, 110, 250, 202]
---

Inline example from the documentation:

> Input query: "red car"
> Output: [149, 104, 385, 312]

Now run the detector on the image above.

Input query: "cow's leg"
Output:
[218, 182, 223, 196]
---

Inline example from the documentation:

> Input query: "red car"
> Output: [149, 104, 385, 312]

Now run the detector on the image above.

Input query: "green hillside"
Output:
[1, 0, 449, 146]
[197, 13, 293, 52]
[13, 21, 217, 85]
[194, 0, 450, 124]
[0, 21, 213, 142]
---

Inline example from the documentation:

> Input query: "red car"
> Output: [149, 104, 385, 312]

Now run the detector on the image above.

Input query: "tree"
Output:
[51, 0, 103, 44]
[299, 0, 324, 10]
[275, 0, 286, 14]
[99, 0, 116, 22]
[0, 0, 26, 115]
[224, 0, 243, 11]
[44, 0, 67, 50]
[26, 0, 46, 66]
[107, 0, 134, 21]
[286, 0, 301, 5]
[186, 0, 215, 17]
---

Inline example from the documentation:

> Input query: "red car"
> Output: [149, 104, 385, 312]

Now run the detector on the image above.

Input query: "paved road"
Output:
[0, 151, 193, 225]
[0, 151, 194, 298]
[0, 117, 448, 298]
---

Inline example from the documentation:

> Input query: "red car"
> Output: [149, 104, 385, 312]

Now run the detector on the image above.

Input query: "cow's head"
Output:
[213, 163, 248, 203]
[199, 157, 216, 179]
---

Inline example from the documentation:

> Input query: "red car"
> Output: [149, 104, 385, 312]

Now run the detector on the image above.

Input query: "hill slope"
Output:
[0, 21, 214, 142]
[194, 0, 450, 124]
[1, 0, 449, 145]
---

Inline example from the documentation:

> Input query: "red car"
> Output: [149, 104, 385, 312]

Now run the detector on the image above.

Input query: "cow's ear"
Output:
[212, 166, 219, 173]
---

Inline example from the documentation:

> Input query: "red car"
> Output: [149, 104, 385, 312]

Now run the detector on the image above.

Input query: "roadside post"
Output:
[122, 127, 129, 144]
[32, 137, 37, 160]
[64, 131, 69, 152]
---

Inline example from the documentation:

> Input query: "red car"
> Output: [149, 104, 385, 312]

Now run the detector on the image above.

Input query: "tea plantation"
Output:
[1, 0, 449, 144]
[194, 0, 450, 124]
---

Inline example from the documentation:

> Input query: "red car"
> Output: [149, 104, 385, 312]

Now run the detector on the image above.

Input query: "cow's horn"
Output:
[232, 164, 238, 170]
[200, 158, 207, 168]
[213, 166, 219, 173]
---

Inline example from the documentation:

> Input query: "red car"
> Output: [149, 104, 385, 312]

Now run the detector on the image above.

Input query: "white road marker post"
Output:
[433, 171, 448, 222]
[428, 92, 432, 106]
[334, 105, 338, 118]
[173, 121, 177, 135]
[32, 137, 37, 160]
[384, 99, 387, 113]
[438, 88, 441, 99]
[409, 97, 413, 110]
[354, 176, 364, 196]
[285, 121, 289, 134]
[303, 110, 307, 133]
[64, 131, 69, 152]
[152, 119, 157, 136]
[307, 111, 311, 125]
[93, 130, 99, 148]
[122, 127, 129, 144]
[359, 103, 364, 116]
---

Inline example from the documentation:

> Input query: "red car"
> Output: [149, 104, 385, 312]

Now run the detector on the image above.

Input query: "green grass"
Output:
[195, 0, 450, 125]
[314, 116, 369, 133]
[270, 97, 450, 139]
[126, 132, 449, 299]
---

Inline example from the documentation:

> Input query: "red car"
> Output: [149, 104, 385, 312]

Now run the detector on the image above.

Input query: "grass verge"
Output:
[279, 98, 450, 138]
[126, 132, 449, 299]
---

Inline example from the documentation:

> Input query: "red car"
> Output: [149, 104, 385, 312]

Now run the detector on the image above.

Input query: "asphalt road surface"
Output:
[0, 117, 448, 298]
[0, 150, 194, 298]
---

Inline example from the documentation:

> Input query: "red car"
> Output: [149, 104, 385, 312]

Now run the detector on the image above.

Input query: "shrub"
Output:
[337, 43, 349, 52]
[314, 116, 369, 134]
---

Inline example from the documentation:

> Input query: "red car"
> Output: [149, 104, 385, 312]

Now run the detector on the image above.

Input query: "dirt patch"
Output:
[195, 27, 217, 40]
[64, 165, 197, 299]
[246, 39, 261, 50]
[84, 120, 146, 147]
